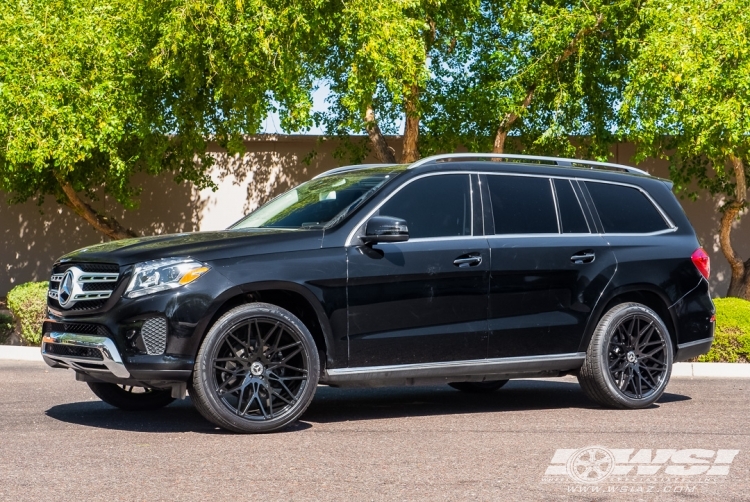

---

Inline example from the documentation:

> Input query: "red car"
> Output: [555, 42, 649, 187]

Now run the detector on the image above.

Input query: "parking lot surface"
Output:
[1, 361, 749, 501]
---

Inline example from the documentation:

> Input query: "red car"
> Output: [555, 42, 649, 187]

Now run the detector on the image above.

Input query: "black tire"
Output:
[448, 380, 509, 393]
[578, 302, 673, 409]
[191, 303, 320, 433]
[87, 382, 175, 411]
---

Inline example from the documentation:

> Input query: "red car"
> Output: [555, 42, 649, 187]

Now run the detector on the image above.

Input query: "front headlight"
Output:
[125, 258, 210, 299]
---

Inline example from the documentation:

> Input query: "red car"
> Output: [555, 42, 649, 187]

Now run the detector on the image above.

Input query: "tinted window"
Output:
[585, 182, 669, 233]
[379, 174, 471, 238]
[488, 176, 558, 234]
[554, 179, 589, 233]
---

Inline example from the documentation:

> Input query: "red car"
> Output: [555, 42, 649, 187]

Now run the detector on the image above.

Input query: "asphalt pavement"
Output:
[1, 360, 749, 501]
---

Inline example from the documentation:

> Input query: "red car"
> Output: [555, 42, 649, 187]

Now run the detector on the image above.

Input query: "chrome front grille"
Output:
[141, 317, 168, 355]
[48, 263, 120, 311]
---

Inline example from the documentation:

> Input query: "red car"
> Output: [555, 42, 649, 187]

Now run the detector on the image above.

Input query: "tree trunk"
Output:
[493, 88, 534, 154]
[719, 155, 749, 299]
[57, 177, 138, 240]
[364, 105, 396, 164]
[402, 86, 420, 163]
[492, 13, 604, 155]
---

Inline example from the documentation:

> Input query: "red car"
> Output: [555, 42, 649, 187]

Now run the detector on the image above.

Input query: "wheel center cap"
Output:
[250, 361, 265, 376]
[626, 351, 637, 363]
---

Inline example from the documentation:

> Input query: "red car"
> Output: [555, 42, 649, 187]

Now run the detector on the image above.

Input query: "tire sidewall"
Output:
[194, 303, 320, 433]
[594, 303, 673, 408]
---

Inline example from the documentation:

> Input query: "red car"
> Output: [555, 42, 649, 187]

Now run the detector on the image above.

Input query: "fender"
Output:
[240, 280, 337, 359]
[576, 282, 682, 354]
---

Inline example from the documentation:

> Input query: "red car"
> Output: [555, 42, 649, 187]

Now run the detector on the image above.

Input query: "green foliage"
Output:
[0, 313, 13, 345]
[421, 0, 640, 159]
[6, 282, 48, 346]
[0, 0, 323, 234]
[315, 0, 480, 137]
[621, 0, 750, 198]
[696, 298, 750, 362]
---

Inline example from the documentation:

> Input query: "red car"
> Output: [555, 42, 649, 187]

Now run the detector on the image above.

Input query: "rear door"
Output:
[346, 173, 490, 367]
[483, 174, 616, 358]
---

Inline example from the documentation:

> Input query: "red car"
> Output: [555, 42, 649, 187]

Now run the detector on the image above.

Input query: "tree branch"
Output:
[492, 13, 605, 154]
[402, 85, 420, 163]
[56, 176, 138, 240]
[364, 105, 396, 164]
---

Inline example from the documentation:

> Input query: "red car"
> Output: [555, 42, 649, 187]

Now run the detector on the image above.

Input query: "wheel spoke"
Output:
[211, 316, 309, 423]
[606, 313, 668, 400]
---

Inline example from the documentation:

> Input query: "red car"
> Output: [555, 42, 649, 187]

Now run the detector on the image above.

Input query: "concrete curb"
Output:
[0, 345, 43, 362]
[1, 346, 749, 377]
[671, 362, 750, 378]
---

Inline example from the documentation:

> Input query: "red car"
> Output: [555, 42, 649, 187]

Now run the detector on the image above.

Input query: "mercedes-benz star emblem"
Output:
[58, 270, 74, 307]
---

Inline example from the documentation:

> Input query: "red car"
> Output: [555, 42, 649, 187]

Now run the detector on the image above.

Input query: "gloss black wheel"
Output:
[448, 380, 509, 393]
[578, 302, 673, 409]
[191, 303, 319, 433]
[87, 382, 175, 411]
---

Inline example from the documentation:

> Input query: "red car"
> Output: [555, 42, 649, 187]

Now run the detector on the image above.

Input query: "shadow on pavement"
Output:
[303, 380, 691, 424]
[44, 379, 690, 433]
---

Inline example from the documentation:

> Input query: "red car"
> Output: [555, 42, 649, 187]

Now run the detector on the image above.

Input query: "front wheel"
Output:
[191, 303, 320, 433]
[578, 302, 673, 409]
[87, 382, 175, 411]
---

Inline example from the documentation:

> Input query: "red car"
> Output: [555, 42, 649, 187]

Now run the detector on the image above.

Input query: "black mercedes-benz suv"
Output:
[41, 153, 715, 433]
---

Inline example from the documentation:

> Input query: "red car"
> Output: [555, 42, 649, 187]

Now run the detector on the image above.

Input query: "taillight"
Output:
[691, 248, 710, 280]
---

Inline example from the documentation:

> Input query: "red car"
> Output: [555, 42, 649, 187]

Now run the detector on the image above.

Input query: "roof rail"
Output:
[408, 153, 650, 177]
[312, 163, 398, 179]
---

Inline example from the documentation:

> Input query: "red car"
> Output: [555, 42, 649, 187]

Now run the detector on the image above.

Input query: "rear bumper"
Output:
[42, 332, 130, 378]
[674, 336, 714, 362]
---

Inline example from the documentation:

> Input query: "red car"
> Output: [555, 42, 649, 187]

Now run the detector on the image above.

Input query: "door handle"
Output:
[454, 253, 483, 268]
[571, 251, 596, 264]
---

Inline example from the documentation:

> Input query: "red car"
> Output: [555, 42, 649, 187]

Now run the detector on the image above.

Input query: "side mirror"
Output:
[361, 216, 409, 244]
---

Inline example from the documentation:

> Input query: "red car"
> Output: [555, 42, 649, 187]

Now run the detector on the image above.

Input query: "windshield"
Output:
[231, 165, 406, 229]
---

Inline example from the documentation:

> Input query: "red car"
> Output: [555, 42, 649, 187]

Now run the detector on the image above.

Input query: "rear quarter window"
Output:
[585, 181, 670, 234]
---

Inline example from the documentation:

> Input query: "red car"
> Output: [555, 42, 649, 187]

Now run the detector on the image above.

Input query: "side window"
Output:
[553, 179, 590, 233]
[487, 175, 558, 234]
[379, 174, 471, 238]
[585, 181, 669, 233]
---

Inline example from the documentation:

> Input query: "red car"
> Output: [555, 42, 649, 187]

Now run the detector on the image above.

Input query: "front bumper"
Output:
[42, 332, 130, 378]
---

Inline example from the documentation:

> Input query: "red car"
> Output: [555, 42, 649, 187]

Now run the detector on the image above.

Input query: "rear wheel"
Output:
[191, 303, 320, 433]
[578, 302, 673, 409]
[449, 380, 509, 393]
[87, 382, 175, 411]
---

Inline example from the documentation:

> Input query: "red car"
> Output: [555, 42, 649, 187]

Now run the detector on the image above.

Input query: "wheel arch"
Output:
[578, 284, 679, 355]
[198, 281, 336, 369]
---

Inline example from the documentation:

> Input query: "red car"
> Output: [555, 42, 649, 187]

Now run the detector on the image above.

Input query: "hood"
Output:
[57, 228, 324, 266]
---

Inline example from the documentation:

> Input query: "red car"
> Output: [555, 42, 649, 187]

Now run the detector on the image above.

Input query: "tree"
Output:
[0, 0, 320, 240]
[422, 0, 639, 160]
[620, 0, 750, 299]
[315, 0, 479, 163]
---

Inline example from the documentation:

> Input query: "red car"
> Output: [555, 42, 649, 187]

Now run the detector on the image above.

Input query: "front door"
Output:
[346, 173, 490, 367]
[482, 174, 616, 358]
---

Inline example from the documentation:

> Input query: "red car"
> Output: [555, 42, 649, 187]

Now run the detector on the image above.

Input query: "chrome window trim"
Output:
[476, 174, 486, 236]
[549, 178, 562, 233]
[580, 178, 676, 230]
[346, 171, 474, 246]
[346, 170, 677, 246]
[567, 179, 592, 233]
[374, 235, 489, 244]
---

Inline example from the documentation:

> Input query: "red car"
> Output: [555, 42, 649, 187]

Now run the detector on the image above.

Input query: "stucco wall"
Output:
[0, 135, 747, 297]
